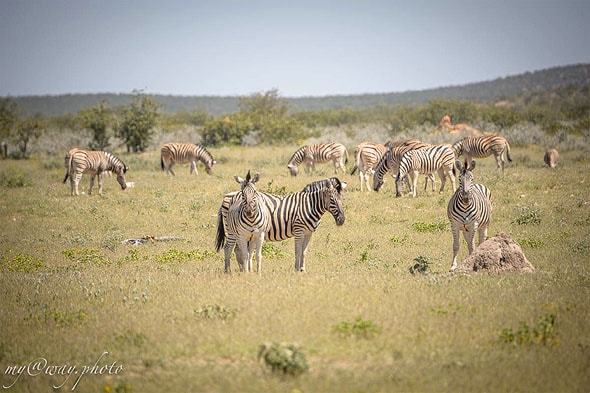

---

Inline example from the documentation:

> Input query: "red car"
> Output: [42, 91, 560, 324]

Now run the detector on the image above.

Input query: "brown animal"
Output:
[544, 149, 559, 169]
[434, 115, 486, 138]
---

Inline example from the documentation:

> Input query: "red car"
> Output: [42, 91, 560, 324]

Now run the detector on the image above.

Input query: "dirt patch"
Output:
[457, 232, 535, 273]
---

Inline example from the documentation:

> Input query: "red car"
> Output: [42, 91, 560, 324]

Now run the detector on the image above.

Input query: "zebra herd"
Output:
[61, 134, 511, 271]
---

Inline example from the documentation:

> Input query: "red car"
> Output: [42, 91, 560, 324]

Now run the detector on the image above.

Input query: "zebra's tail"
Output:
[63, 152, 73, 183]
[506, 141, 512, 162]
[160, 156, 165, 171]
[214, 208, 226, 252]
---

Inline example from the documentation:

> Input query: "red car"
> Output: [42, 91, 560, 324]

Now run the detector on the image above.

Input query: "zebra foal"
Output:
[287, 142, 348, 176]
[160, 143, 215, 176]
[452, 135, 512, 174]
[447, 160, 492, 270]
[221, 171, 272, 273]
[63, 148, 128, 196]
[395, 144, 456, 197]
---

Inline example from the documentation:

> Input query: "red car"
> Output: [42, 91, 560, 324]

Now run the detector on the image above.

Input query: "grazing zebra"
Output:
[63, 148, 128, 196]
[160, 142, 215, 176]
[216, 178, 346, 272]
[447, 160, 492, 270]
[350, 142, 387, 192]
[372, 139, 434, 192]
[287, 142, 348, 176]
[452, 135, 512, 174]
[221, 171, 272, 273]
[544, 148, 559, 169]
[301, 177, 347, 192]
[395, 144, 456, 197]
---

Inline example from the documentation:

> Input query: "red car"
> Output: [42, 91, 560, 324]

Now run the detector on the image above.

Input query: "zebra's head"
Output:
[205, 159, 216, 175]
[235, 170, 260, 218]
[372, 152, 391, 192]
[457, 159, 476, 201]
[112, 157, 128, 190]
[324, 184, 345, 226]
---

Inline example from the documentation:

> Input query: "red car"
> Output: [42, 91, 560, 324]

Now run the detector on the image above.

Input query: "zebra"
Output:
[395, 144, 456, 197]
[301, 177, 347, 193]
[63, 148, 128, 196]
[372, 139, 435, 192]
[350, 142, 387, 192]
[221, 171, 272, 273]
[1, 141, 7, 158]
[452, 135, 512, 174]
[447, 160, 492, 270]
[160, 143, 216, 176]
[287, 142, 348, 176]
[544, 148, 559, 169]
[216, 178, 345, 272]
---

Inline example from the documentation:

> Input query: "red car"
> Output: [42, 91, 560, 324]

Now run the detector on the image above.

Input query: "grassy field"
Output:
[0, 143, 589, 392]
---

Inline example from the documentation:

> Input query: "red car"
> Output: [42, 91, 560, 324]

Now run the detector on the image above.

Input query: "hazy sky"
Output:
[1, 0, 589, 97]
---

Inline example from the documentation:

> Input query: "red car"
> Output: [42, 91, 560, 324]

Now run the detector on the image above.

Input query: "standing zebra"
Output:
[216, 178, 345, 272]
[350, 142, 387, 192]
[222, 171, 272, 273]
[447, 160, 492, 270]
[63, 148, 128, 196]
[160, 143, 216, 176]
[452, 135, 512, 174]
[395, 144, 456, 197]
[287, 142, 348, 176]
[372, 139, 434, 192]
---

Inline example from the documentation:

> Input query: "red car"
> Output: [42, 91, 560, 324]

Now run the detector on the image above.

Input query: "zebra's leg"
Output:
[359, 168, 364, 192]
[498, 153, 505, 175]
[478, 224, 488, 248]
[411, 172, 419, 197]
[237, 238, 250, 272]
[451, 226, 461, 270]
[224, 236, 237, 273]
[89, 174, 95, 195]
[255, 234, 265, 273]
[465, 226, 476, 255]
[298, 233, 313, 272]
[190, 161, 197, 175]
[168, 163, 176, 176]
[97, 173, 104, 195]
[437, 169, 447, 194]
[70, 173, 77, 196]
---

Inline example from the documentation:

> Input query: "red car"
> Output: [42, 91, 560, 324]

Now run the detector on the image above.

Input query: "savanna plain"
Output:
[0, 141, 589, 393]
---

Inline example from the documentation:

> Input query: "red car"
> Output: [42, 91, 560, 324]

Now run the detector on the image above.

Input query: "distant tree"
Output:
[0, 98, 18, 140]
[116, 90, 161, 153]
[79, 99, 113, 150]
[202, 89, 303, 146]
[13, 117, 42, 158]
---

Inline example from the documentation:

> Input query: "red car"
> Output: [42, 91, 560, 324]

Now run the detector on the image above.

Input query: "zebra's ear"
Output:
[455, 160, 463, 172]
[234, 175, 244, 184]
[468, 160, 476, 171]
[252, 172, 260, 183]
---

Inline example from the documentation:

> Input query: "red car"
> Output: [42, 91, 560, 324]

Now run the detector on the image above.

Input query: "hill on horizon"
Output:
[9, 63, 590, 117]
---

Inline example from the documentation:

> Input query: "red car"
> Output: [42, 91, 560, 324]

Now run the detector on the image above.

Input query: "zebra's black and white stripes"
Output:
[447, 160, 492, 270]
[351, 142, 387, 192]
[63, 148, 128, 196]
[452, 135, 512, 174]
[395, 144, 456, 197]
[216, 178, 345, 272]
[287, 142, 348, 176]
[160, 142, 216, 176]
[219, 171, 272, 273]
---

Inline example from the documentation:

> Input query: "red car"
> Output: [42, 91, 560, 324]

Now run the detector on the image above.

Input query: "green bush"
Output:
[258, 342, 309, 376]
[333, 317, 382, 339]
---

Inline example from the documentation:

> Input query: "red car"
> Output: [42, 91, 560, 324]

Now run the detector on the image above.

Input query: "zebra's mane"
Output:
[287, 146, 306, 165]
[103, 151, 127, 173]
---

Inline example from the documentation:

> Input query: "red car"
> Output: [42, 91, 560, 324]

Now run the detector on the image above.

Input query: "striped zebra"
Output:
[350, 142, 387, 192]
[372, 139, 434, 192]
[160, 143, 216, 176]
[447, 160, 492, 270]
[395, 144, 456, 197]
[287, 142, 348, 176]
[452, 135, 512, 174]
[302, 177, 348, 193]
[63, 148, 128, 196]
[216, 178, 345, 272]
[221, 171, 272, 273]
